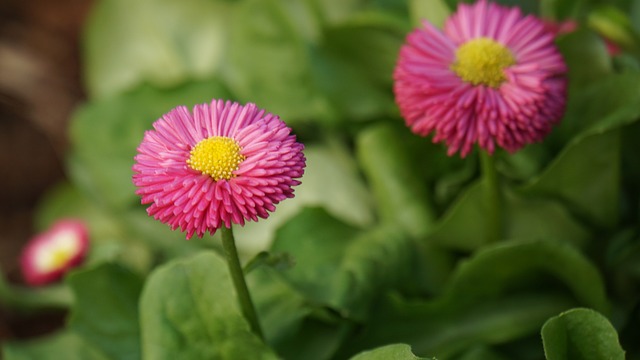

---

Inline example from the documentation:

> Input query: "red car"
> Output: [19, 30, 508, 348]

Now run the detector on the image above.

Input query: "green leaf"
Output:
[321, 12, 405, 86]
[139, 251, 278, 359]
[271, 207, 414, 320]
[249, 266, 351, 360]
[69, 80, 229, 209]
[521, 130, 621, 229]
[345, 293, 575, 359]
[539, 0, 588, 19]
[84, 0, 233, 98]
[428, 179, 591, 251]
[234, 142, 375, 256]
[350, 344, 432, 360]
[341, 240, 608, 358]
[409, 0, 450, 28]
[271, 207, 359, 302]
[541, 308, 625, 360]
[3, 331, 109, 360]
[557, 29, 612, 92]
[356, 124, 436, 238]
[524, 72, 640, 230]
[553, 72, 640, 146]
[505, 189, 590, 247]
[588, 4, 638, 50]
[224, 0, 325, 123]
[0, 259, 72, 311]
[455, 346, 507, 360]
[311, 42, 396, 123]
[442, 241, 608, 312]
[314, 12, 404, 122]
[67, 263, 144, 360]
[427, 181, 487, 250]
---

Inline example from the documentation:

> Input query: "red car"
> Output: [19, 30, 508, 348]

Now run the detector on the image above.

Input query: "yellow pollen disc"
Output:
[187, 136, 245, 181]
[51, 249, 73, 268]
[450, 37, 515, 88]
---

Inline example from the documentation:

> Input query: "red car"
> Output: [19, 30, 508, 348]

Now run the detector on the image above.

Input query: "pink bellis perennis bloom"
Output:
[132, 99, 306, 239]
[20, 219, 89, 286]
[394, 0, 567, 157]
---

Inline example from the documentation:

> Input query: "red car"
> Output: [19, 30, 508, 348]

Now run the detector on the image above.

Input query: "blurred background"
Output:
[0, 0, 92, 338]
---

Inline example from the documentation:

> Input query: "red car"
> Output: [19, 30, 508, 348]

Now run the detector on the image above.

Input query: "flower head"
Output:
[394, 0, 567, 157]
[20, 219, 89, 286]
[132, 99, 306, 239]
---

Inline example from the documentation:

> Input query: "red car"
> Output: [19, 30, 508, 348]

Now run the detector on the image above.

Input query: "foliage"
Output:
[3, 0, 640, 359]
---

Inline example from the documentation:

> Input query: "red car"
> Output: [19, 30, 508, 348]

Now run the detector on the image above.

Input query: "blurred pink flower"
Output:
[132, 99, 306, 239]
[20, 219, 89, 286]
[544, 18, 621, 56]
[394, 0, 567, 157]
[542, 19, 578, 36]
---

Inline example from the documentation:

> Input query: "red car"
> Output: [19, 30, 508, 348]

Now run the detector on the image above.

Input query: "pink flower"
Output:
[544, 19, 621, 56]
[132, 99, 306, 239]
[542, 19, 578, 36]
[20, 219, 89, 286]
[394, 0, 567, 157]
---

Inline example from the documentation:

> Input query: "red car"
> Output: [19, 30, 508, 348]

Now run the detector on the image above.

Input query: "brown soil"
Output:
[0, 0, 93, 340]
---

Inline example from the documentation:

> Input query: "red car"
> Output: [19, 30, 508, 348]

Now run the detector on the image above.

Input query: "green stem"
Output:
[480, 151, 503, 243]
[220, 226, 264, 341]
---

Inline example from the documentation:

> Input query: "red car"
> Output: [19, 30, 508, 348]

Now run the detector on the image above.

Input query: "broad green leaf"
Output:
[441, 241, 608, 312]
[341, 240, 608, 358]
[67, 263, 144, 360]
[0, 271, 72, 311]
[69, 80, 228, 209]
[84, 0, 232, 98]
[315, 10, 407, 121]
[3, 331, 108, 360]
[542, 308, 625, 360]
[557, 29, 612, 92]
[311, 41, 396, 123]
[356, 124, 435, 238]
[505, 189, 590, 248]
[344, 293, 574, 359]
[271, 207, 414, 320]
[539, 0, 588, 19]
[554, 72, 640, 144]
[350, 344, 431, 360]
[632, 0, 640, 34]
[445, 0, 537, 14]
[271, 207, 359, 306]
[309, 0, 364, 26]
[409, 0, 450, 28]
[588, 4, 637, 50]
[234, 142, 375, 256]
[428, 179, 590, 250]
[427, 181, 487, 250]
[521, 130, 621, 229]
[321, 12, 405, 87]
[455, 346, 507, 360]
[524, 72, 640, 230]
[139, 251, 277, 359]
[223, 0, 326, 123]
[249, 266, 351, 360]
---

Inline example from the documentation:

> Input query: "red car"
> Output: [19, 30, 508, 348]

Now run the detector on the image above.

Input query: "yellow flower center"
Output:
[51, 248, 73, 268]
[34, 230, 80, 272]
[450, 37, 515, 88]
[187, 136, 245, 180]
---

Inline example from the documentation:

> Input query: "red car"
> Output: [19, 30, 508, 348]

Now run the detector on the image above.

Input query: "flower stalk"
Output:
[480, 151, 503, 243]
[220, 226, 264, 341]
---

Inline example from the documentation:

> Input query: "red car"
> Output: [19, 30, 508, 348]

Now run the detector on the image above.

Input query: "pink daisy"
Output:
[132, 99, 306, 239]
[20, 219, 89, 286]
[393, 0, 567, 157]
